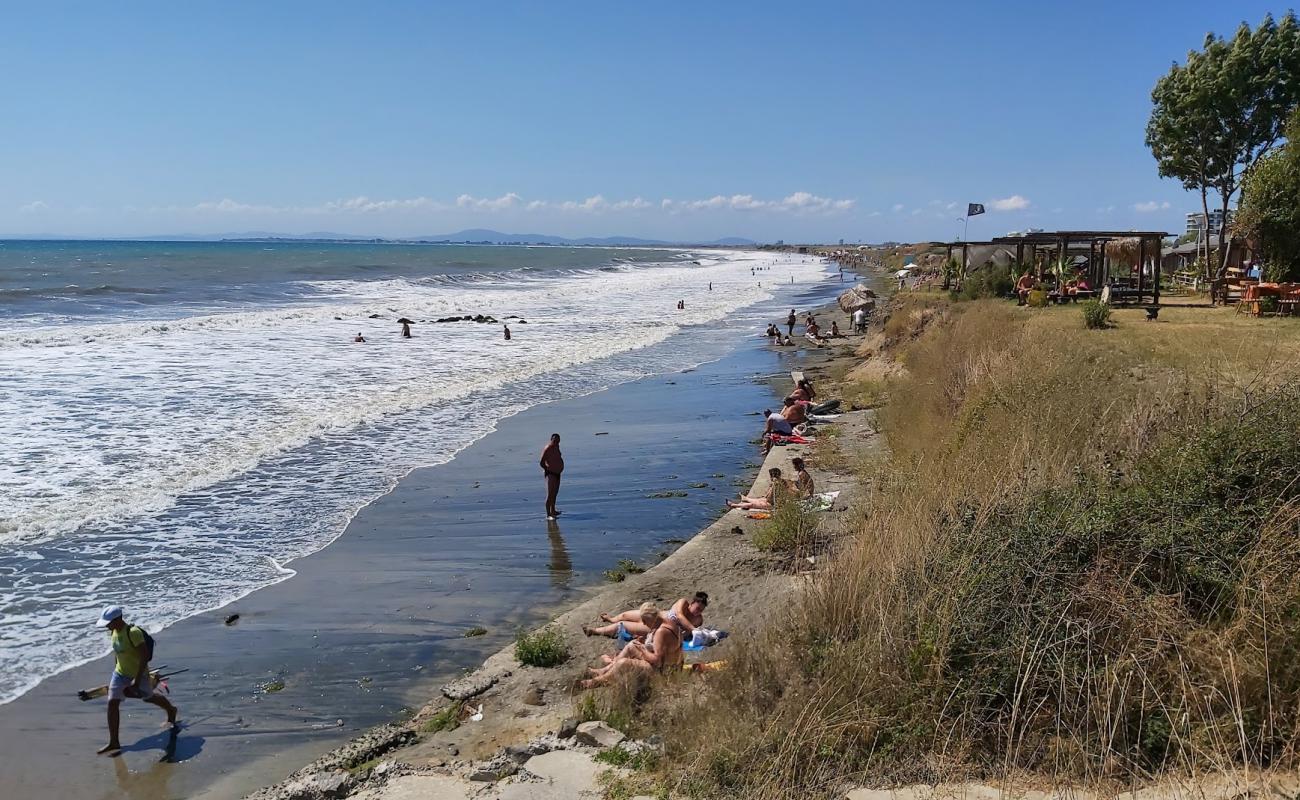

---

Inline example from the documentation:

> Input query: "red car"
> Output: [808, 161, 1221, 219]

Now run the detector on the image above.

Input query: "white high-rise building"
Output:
[1186, 209, 1234, 236]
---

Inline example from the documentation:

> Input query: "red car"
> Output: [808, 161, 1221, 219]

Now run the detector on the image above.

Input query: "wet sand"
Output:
[0, 322, 827, 800]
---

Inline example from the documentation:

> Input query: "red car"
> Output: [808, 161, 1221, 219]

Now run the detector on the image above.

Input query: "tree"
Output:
[1147, 13, 1300, 279]
[1237, 107, 1300, 281]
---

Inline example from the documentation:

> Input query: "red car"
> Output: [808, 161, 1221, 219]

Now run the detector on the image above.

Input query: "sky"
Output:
[0, 1, 1289, 242]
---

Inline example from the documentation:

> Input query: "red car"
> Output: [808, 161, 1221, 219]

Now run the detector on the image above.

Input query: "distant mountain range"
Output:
[1, 229, 757, 247]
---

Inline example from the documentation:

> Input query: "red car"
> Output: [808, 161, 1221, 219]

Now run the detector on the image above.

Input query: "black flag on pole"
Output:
[967, 203, 985, 217]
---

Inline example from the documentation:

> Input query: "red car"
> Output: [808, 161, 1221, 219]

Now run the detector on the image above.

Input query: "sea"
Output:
[0, 240, 831, 706]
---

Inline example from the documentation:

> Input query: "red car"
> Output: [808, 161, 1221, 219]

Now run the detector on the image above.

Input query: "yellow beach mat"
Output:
[684, 660, 728, 674]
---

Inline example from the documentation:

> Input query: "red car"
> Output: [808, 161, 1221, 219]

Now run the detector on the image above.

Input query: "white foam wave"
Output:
[0, 249, 832, 704]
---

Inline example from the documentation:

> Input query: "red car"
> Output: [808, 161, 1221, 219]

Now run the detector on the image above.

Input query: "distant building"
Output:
[1186, 209, 1234, 236]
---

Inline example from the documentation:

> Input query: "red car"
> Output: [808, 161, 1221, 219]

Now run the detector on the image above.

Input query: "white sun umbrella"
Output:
[895, 268, 911, 278]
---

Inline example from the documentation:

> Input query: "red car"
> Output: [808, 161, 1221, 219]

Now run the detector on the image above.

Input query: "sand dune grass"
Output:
[653, 301, 1300, 798]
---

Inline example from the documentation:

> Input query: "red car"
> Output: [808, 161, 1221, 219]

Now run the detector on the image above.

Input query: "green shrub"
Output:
[1081, 298, 1111, 329]
[602, 559, 645, 582]
[957, 264, 1014, 301]
[1259, 295, 1280, 314]
[462, 626, 487, 637]
[753, 497, 816, 552]
[1026, 288, 1049, 307]
[419, 701, 462, 733]
[515, 626, 570, 667]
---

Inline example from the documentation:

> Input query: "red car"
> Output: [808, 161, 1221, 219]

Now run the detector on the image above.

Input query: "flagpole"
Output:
[962, 215, 969, 243]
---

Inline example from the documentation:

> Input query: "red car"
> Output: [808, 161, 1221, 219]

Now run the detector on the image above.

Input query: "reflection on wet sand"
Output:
[546, 519, 573, 589]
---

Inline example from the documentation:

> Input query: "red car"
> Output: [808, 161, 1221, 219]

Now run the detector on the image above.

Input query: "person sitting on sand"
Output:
[799, 377, 816, 400]
[764, 408, 794, 438]
[353, 333, 366, 343]
[782, 397, 808, 426]
[1015, 271, 1036, 304]
[791, 457, 815, 499]
[782, 335, 794, 346]
[579, 604, 683, 688]
[830, 320, 841, 338]
[727, 467, 790, 511]
[765, 324, 780, 340]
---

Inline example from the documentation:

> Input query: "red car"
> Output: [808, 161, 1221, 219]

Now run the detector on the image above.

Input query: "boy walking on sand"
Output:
[540, 433, 564, 520]
[95, 605, 178, 754]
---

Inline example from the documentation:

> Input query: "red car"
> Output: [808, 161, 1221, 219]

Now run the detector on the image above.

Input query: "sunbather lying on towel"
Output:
[584, 592, 709, 640]
[579, 604, 683, 688]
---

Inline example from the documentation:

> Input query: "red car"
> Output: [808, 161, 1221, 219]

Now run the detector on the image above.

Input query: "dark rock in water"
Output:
[333, 316, 342, 321]
[368, 314, 382, 319]
[224, 613, 240, 626]
[516, 319, 527, 323]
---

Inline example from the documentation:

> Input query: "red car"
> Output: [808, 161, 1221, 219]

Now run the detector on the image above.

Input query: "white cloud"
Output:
[328, 196, 441, 213]
[911, 208, 924, 216]
[661, 192, 853, 215]
[193, 198, 280, 213]
[868, 210, 883, 217]
[455, 193, 520, 212]
[19, 200, 48, 213]
[1132, 200, 1171, 213]
[990, 195, 1030, 211]
[1097, 205, 1116, 214]
[892, 203, 905, 212]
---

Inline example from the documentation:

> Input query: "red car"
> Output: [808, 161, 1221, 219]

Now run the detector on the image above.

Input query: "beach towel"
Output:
[802, 491, 841, 512]
[766, 434, 815, 445]
[746, 512, 771, 520]
[808, 413, 841, 423]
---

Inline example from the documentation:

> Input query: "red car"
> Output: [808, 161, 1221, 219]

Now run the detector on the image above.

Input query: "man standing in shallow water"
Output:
[95, 605, 179, 754]
[540, 433, 564, 520]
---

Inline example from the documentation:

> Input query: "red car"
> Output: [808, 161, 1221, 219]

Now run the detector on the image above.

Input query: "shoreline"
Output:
[0, 259, 868, 800]
[240, 293, 882, 799]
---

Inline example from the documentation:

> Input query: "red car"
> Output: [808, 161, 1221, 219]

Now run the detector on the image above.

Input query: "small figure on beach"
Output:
[786, 309, 796, 337]
[782, 335, 794, 346]
[677, 299, 685, 310]
[765, 324, 780, 341]
[353, 333, 366, 343]
[401, 321, 412, 338]
[503, 324, 511, 341]
[94, 606, 179, 755]
[852, 307, 866, 333]
[791, 457, 815, 499]
[728, 467, 790, 511]
[709, 282, 712, 291]
[540, 433, 564, 520]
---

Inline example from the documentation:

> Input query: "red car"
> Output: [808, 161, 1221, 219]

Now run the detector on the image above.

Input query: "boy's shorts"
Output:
[108, 671, 153, 700]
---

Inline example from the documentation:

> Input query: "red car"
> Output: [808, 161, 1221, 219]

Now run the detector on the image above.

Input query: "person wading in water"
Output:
[540, 433, 564, 520]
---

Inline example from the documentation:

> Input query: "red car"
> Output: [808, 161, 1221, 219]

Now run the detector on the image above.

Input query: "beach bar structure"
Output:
[934, 230, 1169, 304]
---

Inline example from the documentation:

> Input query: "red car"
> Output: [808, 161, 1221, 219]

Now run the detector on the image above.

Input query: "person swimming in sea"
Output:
[503, 324, 511, 341]
[353, 333, 366, 343]
[401, 321, 412, 338]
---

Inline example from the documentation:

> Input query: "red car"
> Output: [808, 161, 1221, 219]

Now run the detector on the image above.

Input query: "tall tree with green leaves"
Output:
[1147, 13, 1300, 279]
[1237, 108, 1300, 281]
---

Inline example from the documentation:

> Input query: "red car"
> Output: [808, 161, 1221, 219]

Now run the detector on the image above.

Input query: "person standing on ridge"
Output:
[95, 606, 178, 755]
[786, 309, 796, 337]
[540, 433, 564, 520]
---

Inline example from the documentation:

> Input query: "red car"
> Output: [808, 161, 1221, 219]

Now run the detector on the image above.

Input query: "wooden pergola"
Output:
[932, 230, 1169, 304]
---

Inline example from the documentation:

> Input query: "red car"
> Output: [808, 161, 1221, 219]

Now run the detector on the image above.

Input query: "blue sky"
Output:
[0, 1, 1287, 242]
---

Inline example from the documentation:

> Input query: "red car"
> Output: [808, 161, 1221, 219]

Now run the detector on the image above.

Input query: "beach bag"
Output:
[134, 626, 156, 662]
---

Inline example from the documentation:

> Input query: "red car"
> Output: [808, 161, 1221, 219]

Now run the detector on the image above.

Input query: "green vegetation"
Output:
[1146, 12, 1300, 277]
[955, 264, 1013, 301]
[649, 301, 1300, 797]
[1238, 107, 1300, 282]
[514, 626, 570, 668]
[595, 745, 661, 771]
[419, 701, 462, 733]
[462, 625, 487, 637]
[1080, 298, 1111, 329]
[603, 559, 646, 582]
[576, 687, 634, 733]
[752, 497, 816, 553]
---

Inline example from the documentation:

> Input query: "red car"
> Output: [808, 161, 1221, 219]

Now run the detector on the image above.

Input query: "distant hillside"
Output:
[0, 229, 757, 246]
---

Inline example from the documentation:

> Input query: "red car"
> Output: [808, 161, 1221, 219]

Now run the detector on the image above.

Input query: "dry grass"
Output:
[650, 302, 1300, 799]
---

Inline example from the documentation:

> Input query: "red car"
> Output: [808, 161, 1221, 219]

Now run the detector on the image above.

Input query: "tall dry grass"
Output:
[652, 301, 1300, 799]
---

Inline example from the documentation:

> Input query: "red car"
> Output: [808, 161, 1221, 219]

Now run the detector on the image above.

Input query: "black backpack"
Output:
[133, 626, 156, 663]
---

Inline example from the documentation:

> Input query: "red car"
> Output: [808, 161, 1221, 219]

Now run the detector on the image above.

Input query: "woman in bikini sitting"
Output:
[579, 604, 683, 688]
[727, 467, 789, 511]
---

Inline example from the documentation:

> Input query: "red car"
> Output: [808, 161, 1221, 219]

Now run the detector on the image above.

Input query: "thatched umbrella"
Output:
[1104, 237, 1141, 267]
[837, 285, 877, 313]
